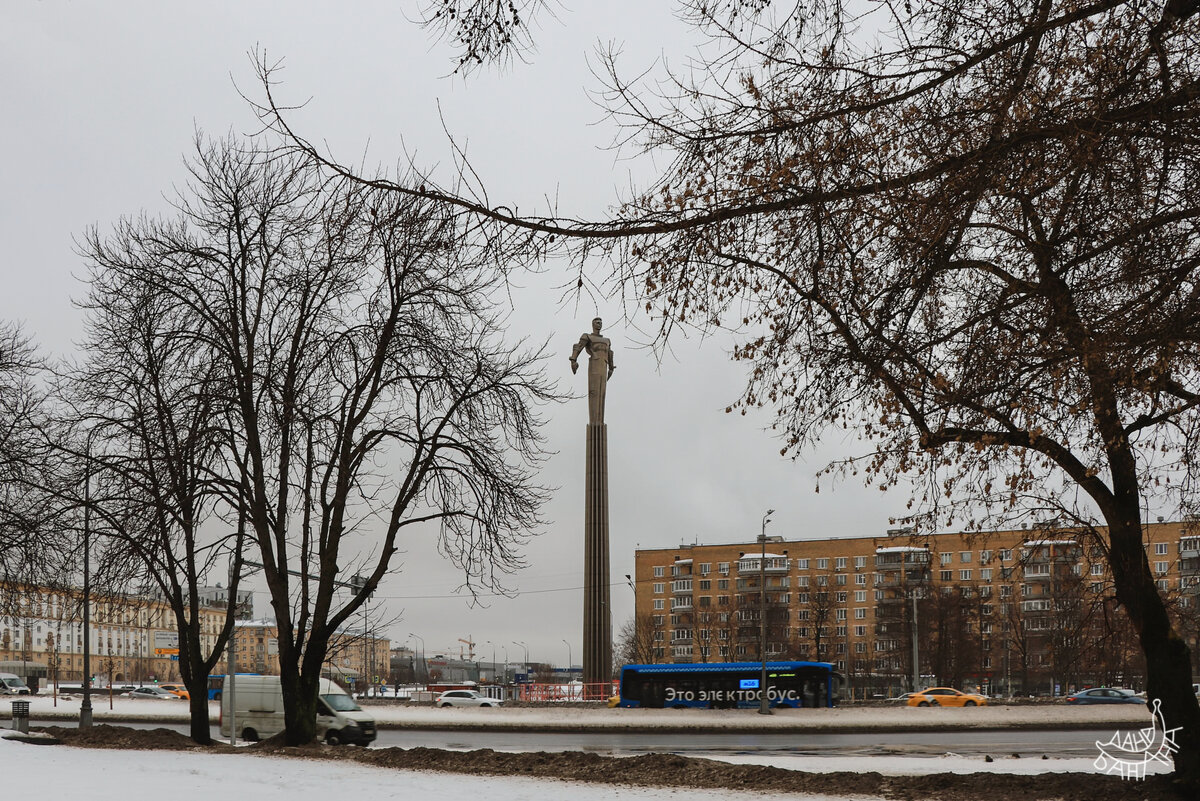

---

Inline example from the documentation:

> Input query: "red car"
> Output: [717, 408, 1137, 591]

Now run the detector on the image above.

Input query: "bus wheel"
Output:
[242, 727, 258, 742]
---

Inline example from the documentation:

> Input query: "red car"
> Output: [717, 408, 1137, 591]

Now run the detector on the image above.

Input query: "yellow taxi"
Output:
[158, 683, 190, 700]
[906, 687, 988, 707]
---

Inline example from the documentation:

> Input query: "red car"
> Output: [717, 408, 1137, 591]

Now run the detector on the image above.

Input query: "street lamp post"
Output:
[80, 441, 93, 729]
[562, 639, 572, 681]
[513, 641, 529, 678]
[759, 509, 775, 716]
[409, 633, 425, 683]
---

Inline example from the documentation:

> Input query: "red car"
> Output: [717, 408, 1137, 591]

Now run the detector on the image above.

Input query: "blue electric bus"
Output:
[617, 661, 841, 709]
[206, 673, 259, 700]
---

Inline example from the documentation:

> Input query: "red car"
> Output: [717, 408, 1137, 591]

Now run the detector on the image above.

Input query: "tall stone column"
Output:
[583, 422, 611, 684]
[569, 317, 615, 686]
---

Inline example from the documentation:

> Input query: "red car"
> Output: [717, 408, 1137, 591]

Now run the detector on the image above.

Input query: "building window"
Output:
[854, 608, 866, 619]
[854, 625, 866, 637]
[797, 559, 809, 570]
[816, 558, 829, 570]
[700, 562, 711, 574]
[797, 576, 809, 587]
[1155, 543, 1168, 556]
[999, 549, 1012, 561]
[698, 580, 711, 591]
[836, 609, 847, 621]
[835, 557, 848, 569]
[855, 641, 866, 653]
[653, 599, 664, 610]
[960, 569, 972, 581]
[653, 566, 665, 577]
[718, 595, 730, 606]
[854, 556, 867, 569]
[854, 590, 866, 602]
[940, 570, 953, 582]
[980, 550, 992, 563]
[653, 583, 664, 594]
[718, 562, 730, 575]
[1091, 563, 1104, 575]
[835, 591, 847, 603]
[717, 579, 730, 590]
[699, 596, 712, 607]
[1156, 561, 1169, 574]
[817, 575, 828, 586]
[940, 552, 952, 565]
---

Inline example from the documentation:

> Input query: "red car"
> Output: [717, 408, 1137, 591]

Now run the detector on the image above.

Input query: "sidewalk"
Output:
[2, 694, 1153, 733]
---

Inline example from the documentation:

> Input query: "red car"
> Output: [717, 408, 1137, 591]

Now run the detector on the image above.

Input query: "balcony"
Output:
[671, 579, 693, 594]
[736, 554, 790, 574]
[1021, 540, 1080, 563]
[1180, 537, 1200, 560]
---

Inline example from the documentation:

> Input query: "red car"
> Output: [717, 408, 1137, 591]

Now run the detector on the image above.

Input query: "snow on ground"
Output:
[716, 752, 1172, 777]
[3, 693, 1165, 782]
[0, 735, 876, 801]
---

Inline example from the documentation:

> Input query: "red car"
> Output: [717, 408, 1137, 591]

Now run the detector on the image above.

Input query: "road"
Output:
[129, 722, 1111, 759]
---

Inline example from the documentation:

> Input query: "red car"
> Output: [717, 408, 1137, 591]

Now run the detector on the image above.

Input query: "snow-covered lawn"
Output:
[0, 735, 876, 801]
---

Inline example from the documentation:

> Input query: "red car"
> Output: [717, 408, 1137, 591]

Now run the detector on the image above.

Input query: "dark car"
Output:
[1065, 687, 1145, 705]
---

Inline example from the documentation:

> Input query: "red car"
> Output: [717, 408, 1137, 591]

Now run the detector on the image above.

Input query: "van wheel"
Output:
[326, 730, 342, 746]
[242, 727, 258, 742]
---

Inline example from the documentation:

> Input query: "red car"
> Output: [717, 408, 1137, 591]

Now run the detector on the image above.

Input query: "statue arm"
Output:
[607, 345, 615, 377]
[569, 335, 588, 373]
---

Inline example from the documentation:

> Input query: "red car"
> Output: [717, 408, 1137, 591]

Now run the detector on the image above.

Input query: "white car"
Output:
[435, 690, 502, 708]
[122, 686, 181, 700]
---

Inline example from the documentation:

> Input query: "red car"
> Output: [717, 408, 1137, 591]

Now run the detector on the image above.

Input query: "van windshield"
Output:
[321, 693, 361, 712]
[2, 678, 28, 690]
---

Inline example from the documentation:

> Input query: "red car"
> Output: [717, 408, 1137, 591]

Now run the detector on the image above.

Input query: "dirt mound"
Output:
[28, 725, 1190, 799]
[40, 724, 230, 752]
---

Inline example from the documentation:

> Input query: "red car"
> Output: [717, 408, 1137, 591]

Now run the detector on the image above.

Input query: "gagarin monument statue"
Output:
[569, 317, 615, 684]
[569, 317, 616, 425]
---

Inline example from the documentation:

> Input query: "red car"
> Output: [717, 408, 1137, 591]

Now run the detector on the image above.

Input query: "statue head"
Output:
[592, 317, 603, 333]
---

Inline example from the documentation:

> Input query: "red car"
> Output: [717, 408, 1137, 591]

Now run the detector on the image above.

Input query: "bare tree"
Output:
[614, 613, 659, 668]
[92, 135, 562, 744]
[70, 236, 247, 742]
[0, 323, 68, 585]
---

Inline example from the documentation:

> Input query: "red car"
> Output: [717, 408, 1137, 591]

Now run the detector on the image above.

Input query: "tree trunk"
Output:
[186, 687, 211, 744]
[1107, 508, 1200, 787]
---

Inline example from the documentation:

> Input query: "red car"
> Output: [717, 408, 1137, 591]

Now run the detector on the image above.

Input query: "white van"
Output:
[0, 673, 31, 695]
[219, 675, 376, 745]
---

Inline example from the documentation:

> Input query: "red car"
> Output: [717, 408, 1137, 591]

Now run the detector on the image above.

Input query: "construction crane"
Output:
[457, 636, 475, 661]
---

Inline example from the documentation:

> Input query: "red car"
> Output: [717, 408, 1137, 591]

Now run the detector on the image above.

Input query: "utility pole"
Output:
[759, 509, 775, 716]
[911, 591, 920, 693]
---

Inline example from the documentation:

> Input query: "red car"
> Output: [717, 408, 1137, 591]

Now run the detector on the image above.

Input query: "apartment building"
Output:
[632, 520, 1200, 696]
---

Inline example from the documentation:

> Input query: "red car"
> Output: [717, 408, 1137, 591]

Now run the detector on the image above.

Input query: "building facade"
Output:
[632, 520, 1200, 696]
[0, 583, 227, 688]
[228, 621, 390, 690]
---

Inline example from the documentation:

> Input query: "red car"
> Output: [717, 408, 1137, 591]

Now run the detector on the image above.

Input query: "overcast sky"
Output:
[2, 2, 900, 667]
